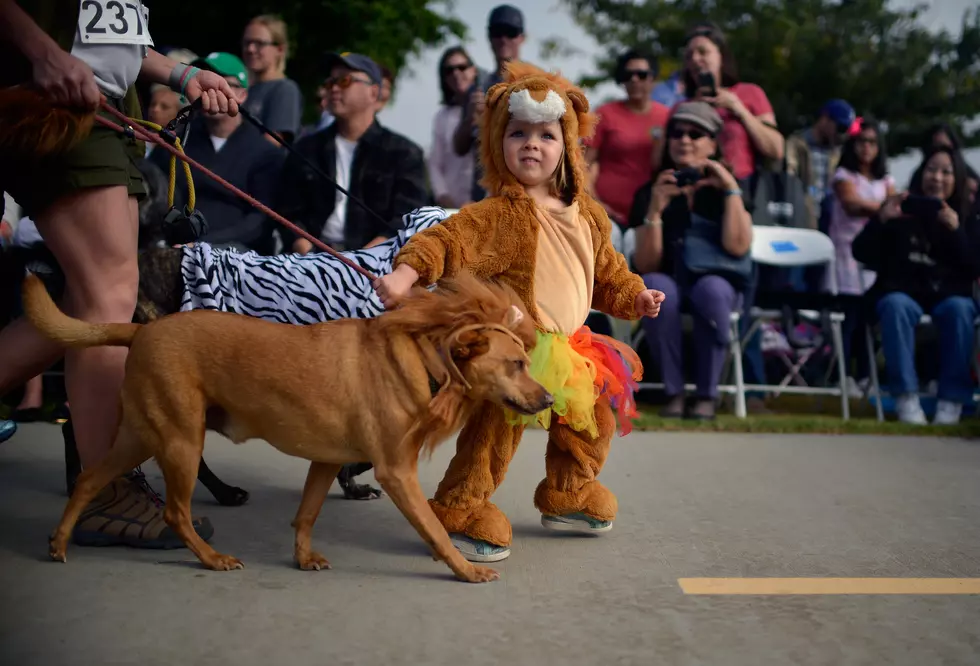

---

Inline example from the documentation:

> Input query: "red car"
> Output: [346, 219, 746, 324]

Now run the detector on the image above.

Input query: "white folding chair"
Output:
[736, 226, 850, 419]
[631, 311, 747, 417]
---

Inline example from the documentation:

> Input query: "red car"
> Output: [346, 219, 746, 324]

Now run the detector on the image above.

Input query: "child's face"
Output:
[503, 118, 564, 189]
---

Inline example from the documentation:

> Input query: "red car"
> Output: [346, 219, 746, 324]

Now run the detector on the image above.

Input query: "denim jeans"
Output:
[876, 292, 978, 404]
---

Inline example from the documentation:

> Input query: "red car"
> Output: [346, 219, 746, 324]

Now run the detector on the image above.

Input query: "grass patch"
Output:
[633, 410, 980, 437]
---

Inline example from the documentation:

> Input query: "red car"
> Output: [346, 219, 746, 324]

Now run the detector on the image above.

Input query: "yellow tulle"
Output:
[506, 330, 602, 438]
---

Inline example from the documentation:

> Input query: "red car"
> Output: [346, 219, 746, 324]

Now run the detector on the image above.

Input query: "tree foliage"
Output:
[553, 0, 980, 156]
[146, 0, 466, 121]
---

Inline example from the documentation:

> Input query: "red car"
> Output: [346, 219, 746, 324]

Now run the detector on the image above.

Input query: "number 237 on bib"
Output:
[78, 0, 154, 46]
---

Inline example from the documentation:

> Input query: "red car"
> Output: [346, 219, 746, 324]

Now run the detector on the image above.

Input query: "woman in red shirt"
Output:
[681, 22, 784, 181]
[585, 50, 670, 229]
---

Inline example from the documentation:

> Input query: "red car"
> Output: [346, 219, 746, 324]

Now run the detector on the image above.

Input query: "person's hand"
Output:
[635, 289, 666, 318]
[937, 201, 959, 231]
[30, 45, 100, 110]
[878, 192, 907, 222]
[700, 159, 740, 193]
[650, 170, 681, 216]
[184, 70, 244, 116]
[470, 90, 486, 123]
[702, 88, 746, 118]
[293, 238, 314, 255]
[373, 263, 420, 310]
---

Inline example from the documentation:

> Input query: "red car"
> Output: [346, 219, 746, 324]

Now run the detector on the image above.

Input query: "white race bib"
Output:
[78, 0, 153, 46]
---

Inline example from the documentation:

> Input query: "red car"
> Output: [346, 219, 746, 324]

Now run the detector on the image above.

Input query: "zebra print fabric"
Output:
[179, 206, 448, 324]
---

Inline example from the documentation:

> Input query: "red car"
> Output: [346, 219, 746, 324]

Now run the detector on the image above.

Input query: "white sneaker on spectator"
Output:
[845, 376, 863, 398]
[896, 393, 927, 425]
[933, 400, 963, 426]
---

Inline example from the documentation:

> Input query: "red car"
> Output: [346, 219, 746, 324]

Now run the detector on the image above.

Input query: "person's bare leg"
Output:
[0, 318, 64, 397]
[34, 188, 138, 468]
[15, 374, 44, 411]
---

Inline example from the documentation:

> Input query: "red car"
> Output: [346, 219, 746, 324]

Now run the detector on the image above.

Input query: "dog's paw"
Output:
[458, 564, 500, 583]
[48, 535, 67, 562]
[296, 551, 331, 571]
[205, 553, 245, 571]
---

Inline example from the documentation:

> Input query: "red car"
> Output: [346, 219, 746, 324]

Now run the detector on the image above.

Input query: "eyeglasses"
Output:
[854, 137, 877, 146]
[325, 74, 374, 89]
[489, 25, 522, 40]
[443, 63, 472, 76]
[242, 39, 276, 49]
[669, 127, 709, 141]
[619, 69, 652, 83]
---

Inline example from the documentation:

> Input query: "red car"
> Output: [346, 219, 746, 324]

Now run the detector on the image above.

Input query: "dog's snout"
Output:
[541, 392, 555, 408]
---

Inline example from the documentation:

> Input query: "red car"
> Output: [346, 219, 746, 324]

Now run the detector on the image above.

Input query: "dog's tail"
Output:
[22, 273, 140, 348]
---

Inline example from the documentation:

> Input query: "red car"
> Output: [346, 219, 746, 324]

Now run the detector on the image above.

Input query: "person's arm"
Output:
[703, 161, 753, 257]
[141, 49, 241, 115]
[833, 178, 884, 218]
[452, 88, 483, 156]
[428, 109, 454, 207]
[850, 197, 901, 270]
[632, 171, 679, 274]
[0, 0, 100, 108]
[708, 84, 784, 162]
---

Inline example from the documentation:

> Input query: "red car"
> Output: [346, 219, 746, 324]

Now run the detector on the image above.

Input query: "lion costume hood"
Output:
[478, 62, 596, 201]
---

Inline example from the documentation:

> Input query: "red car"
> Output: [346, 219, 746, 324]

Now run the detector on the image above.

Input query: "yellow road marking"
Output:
[679, 578, 980, 595]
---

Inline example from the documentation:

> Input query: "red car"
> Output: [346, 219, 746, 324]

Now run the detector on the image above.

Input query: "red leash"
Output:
[94, 101, 378, 282]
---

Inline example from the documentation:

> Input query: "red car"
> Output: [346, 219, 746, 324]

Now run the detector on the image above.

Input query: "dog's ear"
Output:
[505, 305, 524, 330]
[451, 329, 489, 360]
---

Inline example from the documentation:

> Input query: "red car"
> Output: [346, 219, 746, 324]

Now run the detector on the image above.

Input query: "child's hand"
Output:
[635, 289, 665, 318]
[373, 264, 420, 310]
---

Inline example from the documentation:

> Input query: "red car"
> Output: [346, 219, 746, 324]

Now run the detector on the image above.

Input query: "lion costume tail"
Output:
[0, 87, 95, 160]
[22, 274, 139, 348]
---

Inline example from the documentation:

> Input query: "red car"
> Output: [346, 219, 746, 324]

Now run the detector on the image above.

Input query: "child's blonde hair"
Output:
[247, 15, 289, 77]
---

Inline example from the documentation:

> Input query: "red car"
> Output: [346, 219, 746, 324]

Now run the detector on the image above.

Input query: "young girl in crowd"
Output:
[827, 118, 895, 388]
[375, 62, 664, 562]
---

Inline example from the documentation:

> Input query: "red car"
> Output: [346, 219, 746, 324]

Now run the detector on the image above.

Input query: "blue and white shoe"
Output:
[450, 533, 511, 562]
[541, 512, 613, 534]
[0, 419, 16, 444]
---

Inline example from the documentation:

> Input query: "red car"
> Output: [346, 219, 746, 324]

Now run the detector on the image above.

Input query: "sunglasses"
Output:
[443, 63, 471, 76]
[669, 127, 710, 141]
[242, 39, 276, 49]
[489, 25, 522, 40]
[619, 69, 652, 83]
[325, 74, 373, 89]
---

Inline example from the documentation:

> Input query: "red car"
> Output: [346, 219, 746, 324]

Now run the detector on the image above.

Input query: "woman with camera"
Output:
[629, 101, 753, 420]
[852, 146, 980, 425]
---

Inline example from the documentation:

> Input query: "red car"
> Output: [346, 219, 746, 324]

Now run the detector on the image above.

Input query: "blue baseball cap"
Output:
[820, 99, 856, 130]
[322, 52, 382, 85]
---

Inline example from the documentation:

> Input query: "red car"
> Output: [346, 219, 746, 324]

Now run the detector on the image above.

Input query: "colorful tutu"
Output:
[505, 326, 643, 437]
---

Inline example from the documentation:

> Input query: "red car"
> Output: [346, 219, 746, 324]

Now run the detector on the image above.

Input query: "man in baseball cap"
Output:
[192, 52, 249, 90]
[322, 51, 383, 86]
[785, 97, 856, 227]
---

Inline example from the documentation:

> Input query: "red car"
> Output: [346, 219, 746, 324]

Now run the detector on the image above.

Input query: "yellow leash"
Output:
[132, 118, 196, 211]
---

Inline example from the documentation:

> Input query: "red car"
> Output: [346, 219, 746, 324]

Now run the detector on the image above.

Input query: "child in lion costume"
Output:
[375, 62, 666, 562]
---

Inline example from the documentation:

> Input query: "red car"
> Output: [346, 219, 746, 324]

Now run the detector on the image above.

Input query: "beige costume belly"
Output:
[532, 201, 595, 336]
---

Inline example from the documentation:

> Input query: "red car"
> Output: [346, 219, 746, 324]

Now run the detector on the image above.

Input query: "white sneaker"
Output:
[896, 393, 927, 425]
[933, 400, 963, 426]
[845, 377, 864, 398]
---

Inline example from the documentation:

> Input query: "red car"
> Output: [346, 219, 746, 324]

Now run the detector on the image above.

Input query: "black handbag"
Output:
[681, 211, 753, 288]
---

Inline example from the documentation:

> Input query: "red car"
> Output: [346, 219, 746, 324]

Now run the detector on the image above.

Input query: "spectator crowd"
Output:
[4, 3, 980, 428]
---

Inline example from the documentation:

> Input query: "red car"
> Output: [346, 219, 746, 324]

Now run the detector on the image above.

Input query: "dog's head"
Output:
[447, 307, 552, 416]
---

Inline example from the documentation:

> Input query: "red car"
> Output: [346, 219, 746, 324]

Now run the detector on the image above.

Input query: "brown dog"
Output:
[22, 272, 552, 583]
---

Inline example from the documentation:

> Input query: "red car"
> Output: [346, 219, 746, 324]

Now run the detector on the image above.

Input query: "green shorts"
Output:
[1, 88, 147, 219]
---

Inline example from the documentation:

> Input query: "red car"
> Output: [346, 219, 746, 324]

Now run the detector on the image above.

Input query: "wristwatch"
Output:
[724, 188, 743, 197]
[643, 215, 662, 227]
